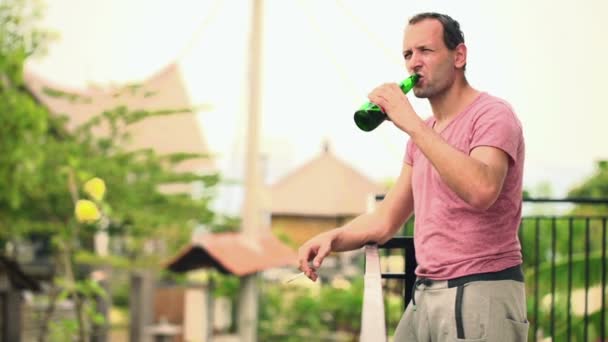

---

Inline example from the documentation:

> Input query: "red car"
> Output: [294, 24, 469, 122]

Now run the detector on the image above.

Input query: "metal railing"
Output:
[521, 212, 607, 341]
[360, 197, 608, 341]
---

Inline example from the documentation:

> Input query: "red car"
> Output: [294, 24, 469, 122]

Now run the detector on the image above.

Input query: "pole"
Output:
[238, 0, 264, 341]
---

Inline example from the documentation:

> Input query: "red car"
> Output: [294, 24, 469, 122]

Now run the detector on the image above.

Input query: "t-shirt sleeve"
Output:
[470, 104, 523, 162]
[404, 138, 415, 166]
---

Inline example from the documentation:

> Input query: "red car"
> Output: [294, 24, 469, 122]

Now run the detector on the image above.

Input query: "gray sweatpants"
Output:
[393, 279, 529, 341]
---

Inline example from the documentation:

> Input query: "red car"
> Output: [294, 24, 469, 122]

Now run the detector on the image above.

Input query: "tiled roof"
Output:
[165, 231, 297, 276]
[0, 256, 42, 291]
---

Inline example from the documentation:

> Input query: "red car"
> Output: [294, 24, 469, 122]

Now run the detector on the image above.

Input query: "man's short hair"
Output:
[409, 12, 465, 50]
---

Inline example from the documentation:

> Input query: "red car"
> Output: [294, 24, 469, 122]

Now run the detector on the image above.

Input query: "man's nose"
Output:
[407, 52, 423, 73]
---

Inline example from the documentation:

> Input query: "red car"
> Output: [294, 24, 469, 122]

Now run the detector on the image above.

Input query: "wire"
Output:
[295, 0, 359, 97]
[335, 0, 404, 68]
[175, 0, 226, 62]
[297, 0, 407, 161]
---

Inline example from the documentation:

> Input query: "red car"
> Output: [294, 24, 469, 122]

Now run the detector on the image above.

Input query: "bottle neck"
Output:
[399, 74, 419, 93]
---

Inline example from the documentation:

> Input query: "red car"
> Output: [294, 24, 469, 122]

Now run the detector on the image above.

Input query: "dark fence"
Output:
[366, 197, 608, 341]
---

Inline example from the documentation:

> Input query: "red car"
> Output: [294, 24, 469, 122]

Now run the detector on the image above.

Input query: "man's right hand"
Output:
[297, 230, 338, 281]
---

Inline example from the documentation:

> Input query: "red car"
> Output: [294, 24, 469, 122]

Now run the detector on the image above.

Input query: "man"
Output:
[297, 12, 529, 341]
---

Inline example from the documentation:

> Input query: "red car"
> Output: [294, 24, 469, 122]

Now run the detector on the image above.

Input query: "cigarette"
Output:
[284, 272, 306, 284]
[284, 262, 316, 284]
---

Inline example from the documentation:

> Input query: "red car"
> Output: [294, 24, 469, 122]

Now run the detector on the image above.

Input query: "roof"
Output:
[0, 256, 42, 291]
[266, 142, 384, 217]
[24, 63, 213, 176]
[164, 231, 298, 276]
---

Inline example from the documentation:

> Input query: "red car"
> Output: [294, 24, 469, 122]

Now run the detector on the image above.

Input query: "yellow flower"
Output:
[84, 177, 106, 201]
[75, 199, 101, 223]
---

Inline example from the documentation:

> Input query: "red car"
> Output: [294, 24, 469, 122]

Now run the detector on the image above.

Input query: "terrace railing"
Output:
[360, 197, 608, 341]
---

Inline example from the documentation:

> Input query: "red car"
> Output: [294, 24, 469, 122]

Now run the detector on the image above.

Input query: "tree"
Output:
[0, 1, 237, 340]
[0, 0, 57, 240]
[569, 160, 608, 215]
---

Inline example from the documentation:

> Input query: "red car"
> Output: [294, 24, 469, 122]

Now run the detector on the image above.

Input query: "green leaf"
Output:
[92, 313, 106, 325]
[56, 289, 70, 302]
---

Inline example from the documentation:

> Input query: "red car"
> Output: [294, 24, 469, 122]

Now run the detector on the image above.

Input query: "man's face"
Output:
[402, 19, 459, 98]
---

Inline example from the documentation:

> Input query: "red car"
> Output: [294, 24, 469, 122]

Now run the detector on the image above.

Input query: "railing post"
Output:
[360, 244, 387, 342]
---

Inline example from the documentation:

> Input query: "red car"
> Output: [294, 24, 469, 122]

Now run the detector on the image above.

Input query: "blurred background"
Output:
[26, 0, 608, 203]
[1, 0, 607, 341]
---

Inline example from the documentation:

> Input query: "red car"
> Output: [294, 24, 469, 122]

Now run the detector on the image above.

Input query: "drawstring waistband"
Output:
[411, 278, 432, 311]
[409, 265, 524, 312]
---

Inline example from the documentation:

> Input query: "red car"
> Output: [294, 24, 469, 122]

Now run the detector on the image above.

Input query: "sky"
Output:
[27, 0, 608, 213]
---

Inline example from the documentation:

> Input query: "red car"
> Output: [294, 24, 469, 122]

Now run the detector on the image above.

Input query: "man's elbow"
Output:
[374, 218, 401, 245]
[376, 233, 393, 246]
[468, 184, 501, 211]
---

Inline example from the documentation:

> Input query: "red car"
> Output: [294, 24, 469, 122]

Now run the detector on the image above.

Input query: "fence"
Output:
[360, 197, 608, 341]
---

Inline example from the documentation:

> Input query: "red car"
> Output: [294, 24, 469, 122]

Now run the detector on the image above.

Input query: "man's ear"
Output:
[454, 43, 467, 69]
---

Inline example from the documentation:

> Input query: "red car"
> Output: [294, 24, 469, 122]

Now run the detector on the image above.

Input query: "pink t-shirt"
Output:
[404, 92, 525, 280]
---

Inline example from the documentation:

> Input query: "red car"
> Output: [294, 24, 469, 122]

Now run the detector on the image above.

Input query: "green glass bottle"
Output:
[354, 74, 420, 132]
